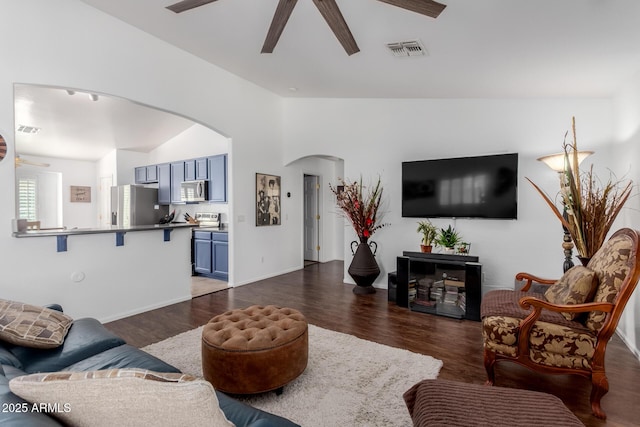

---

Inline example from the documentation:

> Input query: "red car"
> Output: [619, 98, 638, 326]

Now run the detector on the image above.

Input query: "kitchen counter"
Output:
[12, 223, 198, 252]
[12, 222, 198, 238]
[193, 226, 228, 232]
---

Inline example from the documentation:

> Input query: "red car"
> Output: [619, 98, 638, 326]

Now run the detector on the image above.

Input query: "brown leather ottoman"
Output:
[201, 305, 308, 394]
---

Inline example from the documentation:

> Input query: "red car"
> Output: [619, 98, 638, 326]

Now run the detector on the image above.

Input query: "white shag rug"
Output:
[142, 324, 442, 427]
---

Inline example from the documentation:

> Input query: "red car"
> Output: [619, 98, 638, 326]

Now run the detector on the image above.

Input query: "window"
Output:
[15, 170, 63, 228]
[17, 177, 37, 221]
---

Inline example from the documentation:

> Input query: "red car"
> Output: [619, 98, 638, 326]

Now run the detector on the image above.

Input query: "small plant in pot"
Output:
[436, 225, 461, 253]
[416, 220, 437, 253]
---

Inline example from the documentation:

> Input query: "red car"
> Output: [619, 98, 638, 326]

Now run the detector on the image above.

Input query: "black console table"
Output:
[394, 252, 482, 321]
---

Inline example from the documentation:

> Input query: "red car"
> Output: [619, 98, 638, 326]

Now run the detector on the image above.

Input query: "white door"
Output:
[99, 175, 113, 226]
[303, 174, 319, 262]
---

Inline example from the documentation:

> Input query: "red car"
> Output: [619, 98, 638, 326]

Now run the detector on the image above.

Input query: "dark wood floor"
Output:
[105, 261, 640, 427]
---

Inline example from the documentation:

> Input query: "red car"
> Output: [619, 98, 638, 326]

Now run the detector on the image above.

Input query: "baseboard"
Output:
[232, 265, 303, 288]
[98, 294, 192, 323]
[616, 329, 640, 363]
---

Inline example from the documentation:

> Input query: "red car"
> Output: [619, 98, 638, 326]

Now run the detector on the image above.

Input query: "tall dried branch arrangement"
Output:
[527, 117, 633, 258]
[329, 176, 388, 239]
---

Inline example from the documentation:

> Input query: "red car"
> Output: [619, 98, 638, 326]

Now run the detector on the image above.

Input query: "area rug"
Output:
[142, 324, 442, 426]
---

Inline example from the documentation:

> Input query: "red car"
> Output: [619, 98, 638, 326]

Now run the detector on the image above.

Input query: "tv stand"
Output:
[396, 252, 482, 321]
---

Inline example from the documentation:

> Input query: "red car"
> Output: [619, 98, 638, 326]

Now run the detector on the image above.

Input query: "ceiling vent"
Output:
[386, 40, 427, 57]
[16, 125, 41, 134]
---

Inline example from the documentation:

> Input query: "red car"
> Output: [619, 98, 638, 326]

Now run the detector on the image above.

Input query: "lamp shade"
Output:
[537, 150, 594, 172]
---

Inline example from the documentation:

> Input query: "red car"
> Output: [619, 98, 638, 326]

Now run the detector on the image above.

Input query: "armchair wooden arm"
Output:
[515, 272, 557, 292]
[519, 296, 614, 316]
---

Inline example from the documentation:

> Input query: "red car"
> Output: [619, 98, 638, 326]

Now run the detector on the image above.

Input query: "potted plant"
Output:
[416, 220, 437, 253]
[435, 225, 461, 253]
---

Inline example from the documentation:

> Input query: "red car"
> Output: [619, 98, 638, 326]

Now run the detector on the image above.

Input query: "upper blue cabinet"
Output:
[208, 154, 227, 203]
[184, 158, 209, 181]
[134, 165, 158, 184]
[137, 154, 227, 205]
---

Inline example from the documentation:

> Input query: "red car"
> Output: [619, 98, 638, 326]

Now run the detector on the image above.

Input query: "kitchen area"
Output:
[13, 84, 232, 299]
[128, 152, 230, 297]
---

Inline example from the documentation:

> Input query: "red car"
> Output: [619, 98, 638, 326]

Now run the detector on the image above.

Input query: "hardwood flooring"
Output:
[105, 261, 640, 427]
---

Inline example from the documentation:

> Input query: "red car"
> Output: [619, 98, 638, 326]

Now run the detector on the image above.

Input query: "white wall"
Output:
[612, 70, 640, 359]
[283, 98, 615, 290]
[0, 0, 293, 321]
[15, 155, 98, 229]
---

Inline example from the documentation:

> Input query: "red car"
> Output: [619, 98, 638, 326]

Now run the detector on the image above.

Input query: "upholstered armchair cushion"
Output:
[544, 266, 599, 320]
[585, 233, 634, 332]
[482, 290, 596, 368]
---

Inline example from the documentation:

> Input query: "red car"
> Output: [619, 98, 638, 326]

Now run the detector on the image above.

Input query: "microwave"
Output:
[180, 180, 208, 203]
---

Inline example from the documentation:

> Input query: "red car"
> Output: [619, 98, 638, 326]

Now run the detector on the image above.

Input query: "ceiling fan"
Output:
[15, 155, 50, 168]
[166, 0, 446, 55]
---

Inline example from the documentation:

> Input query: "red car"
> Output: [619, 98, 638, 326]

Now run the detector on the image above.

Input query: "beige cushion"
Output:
[0, 299, 73, 348]
[9, 368, 235, 427]
[544, 266, 598, 320]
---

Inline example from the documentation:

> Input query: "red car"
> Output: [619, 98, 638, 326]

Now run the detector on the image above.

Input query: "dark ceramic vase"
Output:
[348, 237, 380, 294]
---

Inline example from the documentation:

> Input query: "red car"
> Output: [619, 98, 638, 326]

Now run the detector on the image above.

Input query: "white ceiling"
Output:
[78, 0, 640, 98]
[14, 85, 194, 161]
[13, 1, 640, 162]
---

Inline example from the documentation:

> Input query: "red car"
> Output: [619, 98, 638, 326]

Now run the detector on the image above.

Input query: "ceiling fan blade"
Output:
[262, 0, 299, 54]
[376, 0, 446, 19]
[15, 156, 50, 168]
[166, 0, 219, 14]
[312, 0, 359, 56]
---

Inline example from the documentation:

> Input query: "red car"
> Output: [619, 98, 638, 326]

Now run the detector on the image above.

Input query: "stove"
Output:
[195, 212, 220, 228]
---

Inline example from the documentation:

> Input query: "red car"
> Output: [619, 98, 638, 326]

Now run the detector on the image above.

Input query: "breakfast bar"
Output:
[12, 223, 197, 252]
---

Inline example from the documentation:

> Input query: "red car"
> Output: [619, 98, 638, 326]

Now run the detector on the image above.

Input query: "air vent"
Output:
[16, 125, 41, 134]
[386, 40, 427, 57]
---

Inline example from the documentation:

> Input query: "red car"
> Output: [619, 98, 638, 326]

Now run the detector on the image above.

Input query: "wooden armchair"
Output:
[481, 228, 640, 419]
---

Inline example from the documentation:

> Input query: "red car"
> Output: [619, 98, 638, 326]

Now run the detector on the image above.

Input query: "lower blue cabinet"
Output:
[193, 231, 228, 281]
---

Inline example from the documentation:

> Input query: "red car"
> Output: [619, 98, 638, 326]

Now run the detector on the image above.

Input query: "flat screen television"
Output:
[402, 153, 518, 219]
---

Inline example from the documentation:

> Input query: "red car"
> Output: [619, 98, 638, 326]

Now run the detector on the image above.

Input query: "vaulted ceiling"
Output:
[79, 0, 640, 98]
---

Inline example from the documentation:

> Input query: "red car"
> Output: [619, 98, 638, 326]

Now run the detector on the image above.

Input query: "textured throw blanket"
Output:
[480, 290, 586, 329]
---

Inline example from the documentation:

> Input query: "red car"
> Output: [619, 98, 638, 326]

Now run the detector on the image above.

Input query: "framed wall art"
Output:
[70, 185, 91, 203]
[256, 173, 281, 226]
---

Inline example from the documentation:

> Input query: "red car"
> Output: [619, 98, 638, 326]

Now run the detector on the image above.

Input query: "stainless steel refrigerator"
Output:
[110, 185, 169, 227]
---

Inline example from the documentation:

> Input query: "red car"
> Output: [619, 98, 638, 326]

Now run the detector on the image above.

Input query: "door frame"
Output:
[303, 173, 321, 263]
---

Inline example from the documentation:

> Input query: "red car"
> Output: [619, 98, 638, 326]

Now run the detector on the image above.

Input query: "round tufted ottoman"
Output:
[201, 305, 308, 395]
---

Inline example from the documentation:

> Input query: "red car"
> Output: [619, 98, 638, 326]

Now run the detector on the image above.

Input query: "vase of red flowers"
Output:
[330, 176, 387, 294]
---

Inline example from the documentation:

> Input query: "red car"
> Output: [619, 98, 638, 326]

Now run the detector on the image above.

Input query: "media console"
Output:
[394, 252, 482, 321]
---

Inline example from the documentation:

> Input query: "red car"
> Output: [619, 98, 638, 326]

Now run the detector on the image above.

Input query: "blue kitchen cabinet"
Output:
[170, 161, 185, 203]
[207, 154, 227, 203]
[193, 230, 228, 281]
[134, 165, 158, 184]
[184, 160, 196, 182]
[212, 232, 229, 280]
[157, 163, 171, 205]
[185, 158, 208, 181]
[196, 157, 208, 180]
[193, 231, 213, 275]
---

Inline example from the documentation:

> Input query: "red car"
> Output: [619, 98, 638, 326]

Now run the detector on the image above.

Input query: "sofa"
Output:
[0, 304, 299, 427]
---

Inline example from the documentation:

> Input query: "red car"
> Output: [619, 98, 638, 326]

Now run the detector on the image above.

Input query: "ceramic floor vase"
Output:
[348, 238, 380, 294]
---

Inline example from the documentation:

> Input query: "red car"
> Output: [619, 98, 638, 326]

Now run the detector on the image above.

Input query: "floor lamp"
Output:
[537, 150, 593, 272]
